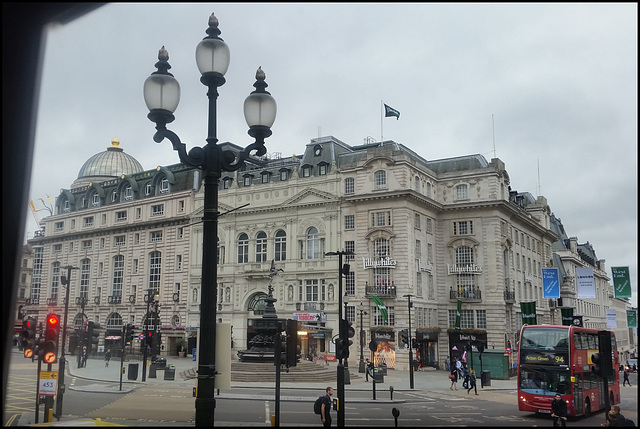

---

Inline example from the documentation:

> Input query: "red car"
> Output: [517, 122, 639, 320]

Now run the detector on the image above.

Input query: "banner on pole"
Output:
[542, 268, 560, 298]
[627, 310, 637, 328]
[576, 267, 595, 299]
[455, 299, 462, 330]
[520, 301, 537, 325]
[561, 307, 574, 326]
[611, 266, 632, 298]
[606, 309, 617, 328]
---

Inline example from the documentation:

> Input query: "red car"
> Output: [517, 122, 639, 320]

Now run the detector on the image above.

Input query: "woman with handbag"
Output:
[449, 365, 458, 390]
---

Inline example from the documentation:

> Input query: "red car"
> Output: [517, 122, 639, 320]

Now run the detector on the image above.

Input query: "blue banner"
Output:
[542, 268, 560, 298]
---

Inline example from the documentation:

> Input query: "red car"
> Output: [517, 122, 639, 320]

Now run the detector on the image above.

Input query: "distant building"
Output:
[23, 136, 636, 368]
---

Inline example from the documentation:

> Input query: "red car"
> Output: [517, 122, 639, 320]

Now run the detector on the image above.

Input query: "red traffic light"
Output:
[47, 315, 59, 326]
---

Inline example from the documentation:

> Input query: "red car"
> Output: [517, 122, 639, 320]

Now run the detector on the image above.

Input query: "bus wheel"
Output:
[584, 398, 591, 417]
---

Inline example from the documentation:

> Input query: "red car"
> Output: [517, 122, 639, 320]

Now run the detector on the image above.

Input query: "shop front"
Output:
[415, 328, 440, 368]
[448, 330, 487, 365]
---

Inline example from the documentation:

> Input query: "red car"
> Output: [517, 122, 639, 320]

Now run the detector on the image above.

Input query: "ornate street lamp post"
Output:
[143, 13, 276, 427]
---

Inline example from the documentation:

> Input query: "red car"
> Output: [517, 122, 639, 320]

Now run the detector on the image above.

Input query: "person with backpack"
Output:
[467, 368, 478, 395]
[316, 386, 333, 427]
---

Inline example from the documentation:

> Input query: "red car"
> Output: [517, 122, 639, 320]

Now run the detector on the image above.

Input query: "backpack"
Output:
[622, 418, 636, 427]
[314, 396, 324, 415]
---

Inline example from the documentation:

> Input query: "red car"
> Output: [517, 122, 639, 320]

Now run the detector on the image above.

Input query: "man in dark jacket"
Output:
[551, 393, 568, 427]
[320, 386, 334, 427]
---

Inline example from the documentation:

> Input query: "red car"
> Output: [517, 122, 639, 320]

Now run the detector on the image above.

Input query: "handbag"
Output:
[448, 373, 455, 380]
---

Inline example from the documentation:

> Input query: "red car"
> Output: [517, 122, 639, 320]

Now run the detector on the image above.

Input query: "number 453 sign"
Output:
[39, 371, 58, 396]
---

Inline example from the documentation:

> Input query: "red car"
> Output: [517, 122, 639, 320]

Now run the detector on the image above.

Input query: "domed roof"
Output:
[75, 139, 144, 183]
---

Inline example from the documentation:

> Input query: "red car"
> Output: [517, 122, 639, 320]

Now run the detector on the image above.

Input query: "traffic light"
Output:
[337, 319, 354, 359]
[466, 342, 472, 351]
[592, 330, 612, 378]
[21, 317, 37, 358]
[285, 319, 299, 367]
[43, 313, 61, 363]
[411, 339, 418, 349]
[87, 321, 100, 354]
[400, 329, 408, 346]
[125, 324, 134, 345]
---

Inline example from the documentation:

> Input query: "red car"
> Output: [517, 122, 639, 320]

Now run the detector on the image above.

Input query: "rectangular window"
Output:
[237, 236, 249, 264]
[176, 255, 182, 270]
[243, 176, 252, 186]
[415, 240, 421, 259]
[345, 271, 355, 295]
[134, 233, 140, 244]
[305, 279, 319, 302]
[136, 207, 142, 219]
[256, 235, 267, 262]
[133, 259, 139, 274]
[178, 227, 184, 239]
[151, 204, 164, 216]
[344, 178, 354, 194]
[178, 200, 185, 212]
[112, 255, 124, 297]
[150, 231, 163, 242]
[116, 210, 127, 222]
[302, 167, 311, 177]
[262, 173, 270, 184]
[274, 232, 286, 262]
[53, 244, 62, 253]
[319, 164, 327, 175]
[426, 218, 433, 233]
[453, 220, 473, 235]
[279, 170, 288, 181]
[414, 213, 421, 229]
[114, 236, 125, 246]
[373, 305, 394, 326]
[83, 216, 94, 227]
[461, 310, 474, 329]
[345, 241, 355, 261]
[344, 215, 355, 230]
[476, 310, 487, 329]
[148, 252, 161, 295]
[416, 272, 422, 297]
[456, 184, 468, 200]
[427, 243, 433, 263]
[82, 240, 92, 250]
[371, 211, 391, 227]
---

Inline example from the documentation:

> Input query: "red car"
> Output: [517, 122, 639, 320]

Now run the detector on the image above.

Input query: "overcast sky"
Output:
[26, 3, 637, 306]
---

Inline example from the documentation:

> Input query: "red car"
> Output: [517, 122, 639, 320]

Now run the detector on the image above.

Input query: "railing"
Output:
[128, 295, 136, 304]
[47, 298, 58, 306]
[449, 287, 482, 300]
[172, 293, 180, 302]
[108, 295, 122, 304]
[94, 296, 101, 305]
[296, 302, 325, 311]
[504, 288, 516, 302]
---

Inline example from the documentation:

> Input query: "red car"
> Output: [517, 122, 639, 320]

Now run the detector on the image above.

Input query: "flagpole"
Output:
[380, 100, 384, 144]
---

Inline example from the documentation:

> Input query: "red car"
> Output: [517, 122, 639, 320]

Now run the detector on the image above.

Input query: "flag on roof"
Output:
[384, 104, 400, 120]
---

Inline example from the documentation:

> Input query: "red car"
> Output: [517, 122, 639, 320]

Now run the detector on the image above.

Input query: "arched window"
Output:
[274, 230, 286, 261]
[256, 231, 267, 262]
[374, 170, 386, 189]
[426, 182, 432, 198]
[373, 238, 391, 287]
[106, 313, 123, 330]
[306, 227, 320, 259]
[414, 176, 420, 192]
[237, 233, 249, 264]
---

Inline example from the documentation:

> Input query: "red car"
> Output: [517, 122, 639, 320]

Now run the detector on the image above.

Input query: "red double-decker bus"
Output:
[517, 324, 620, 417]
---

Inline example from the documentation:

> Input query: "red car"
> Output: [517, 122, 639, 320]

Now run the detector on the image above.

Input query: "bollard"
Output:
[392, 407, 400, 428]
[264, 401, 270, 424]
[389, 385, 394, 400]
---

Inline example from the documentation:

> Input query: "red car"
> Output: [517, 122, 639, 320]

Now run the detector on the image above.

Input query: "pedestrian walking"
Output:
[467, 368, 478, 395]
[445, 355, 451, 372]
[462, 362, 470, 389]
[320, 386, 334, 427]
[105, 349, 112, 367]
[449, 366, 458, 391]
[455, 357, 463, 379]
[550, 393, 567, 427]
[365, 358, 374, 382]
[623, 368, 631, 386]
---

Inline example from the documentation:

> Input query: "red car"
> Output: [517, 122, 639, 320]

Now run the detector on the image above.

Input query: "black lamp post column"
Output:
[358, 306, 367, 373]
[404, 294, 415, 389]
[144, 14, 276, 427]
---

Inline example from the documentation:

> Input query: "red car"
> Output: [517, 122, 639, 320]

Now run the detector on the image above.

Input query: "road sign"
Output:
[39, 371, 58, 396]
[139, 334, 145, 340]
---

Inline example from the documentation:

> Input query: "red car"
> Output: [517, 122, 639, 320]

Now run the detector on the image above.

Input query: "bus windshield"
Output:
[519, 366, 571, 396]
[519, 327, 570, 396]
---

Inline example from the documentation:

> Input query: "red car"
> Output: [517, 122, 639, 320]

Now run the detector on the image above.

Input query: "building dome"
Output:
[72, 139, 144, 188]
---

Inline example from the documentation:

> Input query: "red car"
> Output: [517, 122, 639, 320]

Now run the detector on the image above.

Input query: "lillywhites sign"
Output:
[447, 264, 482, 275]
[363, 257, 397, 269]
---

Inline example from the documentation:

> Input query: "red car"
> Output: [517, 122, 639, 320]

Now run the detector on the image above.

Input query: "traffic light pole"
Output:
[325, 250, 353, 427]
[404, 294, 415, 389]
[56, 265, 78, 421]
